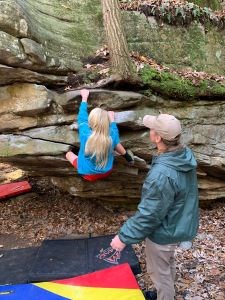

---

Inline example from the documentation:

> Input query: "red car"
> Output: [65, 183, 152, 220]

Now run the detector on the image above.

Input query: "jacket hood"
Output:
[152, 147, 197, 172]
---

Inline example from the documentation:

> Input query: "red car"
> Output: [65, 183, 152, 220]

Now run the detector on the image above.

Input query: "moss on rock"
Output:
[190, 0, 221, 10]
[140, 66, 225, 100]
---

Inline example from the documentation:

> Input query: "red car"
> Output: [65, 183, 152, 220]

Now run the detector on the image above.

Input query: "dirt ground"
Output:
[0, 163, 224, 299]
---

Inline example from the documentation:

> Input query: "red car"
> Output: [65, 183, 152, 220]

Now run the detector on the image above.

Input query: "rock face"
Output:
[1, 0, 225, 87]
[0, 0, 102, 85]
[0, 1, 225, 205]
[0, 84, 225, 205]
[124, 13, 225, 75]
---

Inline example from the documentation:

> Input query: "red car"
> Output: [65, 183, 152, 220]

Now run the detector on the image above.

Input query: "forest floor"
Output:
[0, 163, 224, 300]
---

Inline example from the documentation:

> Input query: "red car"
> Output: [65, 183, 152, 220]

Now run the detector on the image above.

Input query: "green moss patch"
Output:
[191, 0, 221, 11]
[140, 66, 225, 100]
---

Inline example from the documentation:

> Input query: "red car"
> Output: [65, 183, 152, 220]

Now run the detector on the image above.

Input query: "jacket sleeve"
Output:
[78, 102, 89, 136]
[118, 173, 176, 244]
[110, 122, 120, 147]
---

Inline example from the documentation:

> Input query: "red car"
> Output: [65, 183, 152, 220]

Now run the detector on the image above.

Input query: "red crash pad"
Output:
[0, 181, 31, 200]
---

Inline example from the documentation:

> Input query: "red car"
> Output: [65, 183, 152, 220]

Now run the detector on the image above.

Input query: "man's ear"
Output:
[155, 134, 162, 144]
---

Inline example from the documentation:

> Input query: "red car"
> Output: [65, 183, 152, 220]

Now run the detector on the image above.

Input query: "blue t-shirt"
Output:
[77, 102, 120, 175]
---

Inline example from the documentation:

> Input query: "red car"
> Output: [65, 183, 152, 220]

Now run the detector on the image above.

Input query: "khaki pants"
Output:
[145, 238, 177, 300]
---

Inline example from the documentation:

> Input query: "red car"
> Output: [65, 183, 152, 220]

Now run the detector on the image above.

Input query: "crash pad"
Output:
[0, 235, 141, 285]
[29, 235, 141, 282]
[0, 264, 145, 299]
[0, 247, 38, 285]
[0, 181, 31, 199]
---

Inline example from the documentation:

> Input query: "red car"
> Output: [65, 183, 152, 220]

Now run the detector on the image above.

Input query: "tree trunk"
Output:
[101, 0, 137, 81]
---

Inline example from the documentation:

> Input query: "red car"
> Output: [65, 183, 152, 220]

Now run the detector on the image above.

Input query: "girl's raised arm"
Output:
[78, 89, 90, 125]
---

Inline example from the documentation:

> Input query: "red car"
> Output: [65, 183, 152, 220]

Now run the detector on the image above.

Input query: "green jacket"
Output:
[119, 147, 199, 245]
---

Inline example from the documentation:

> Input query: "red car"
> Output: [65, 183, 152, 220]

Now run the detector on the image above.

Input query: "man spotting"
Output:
[110, 114, 199, 300]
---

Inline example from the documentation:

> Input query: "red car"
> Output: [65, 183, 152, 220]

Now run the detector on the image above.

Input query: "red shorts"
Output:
[72, 159, 112, 182]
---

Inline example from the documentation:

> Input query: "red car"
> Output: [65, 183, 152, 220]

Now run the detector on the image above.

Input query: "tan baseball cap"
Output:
[143, 114, 182, 141]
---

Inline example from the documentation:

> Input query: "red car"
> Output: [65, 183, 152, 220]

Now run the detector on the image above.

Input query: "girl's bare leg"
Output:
[66, 151, 78, 167]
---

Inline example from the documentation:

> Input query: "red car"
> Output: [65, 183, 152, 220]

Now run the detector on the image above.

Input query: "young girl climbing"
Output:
[66, 89, 134, 181]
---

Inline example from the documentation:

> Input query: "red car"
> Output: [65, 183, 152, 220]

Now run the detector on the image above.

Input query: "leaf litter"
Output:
[0, 169, 224, 299]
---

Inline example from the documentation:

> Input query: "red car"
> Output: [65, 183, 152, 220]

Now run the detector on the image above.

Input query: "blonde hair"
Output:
[85, 107, 112, 169]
